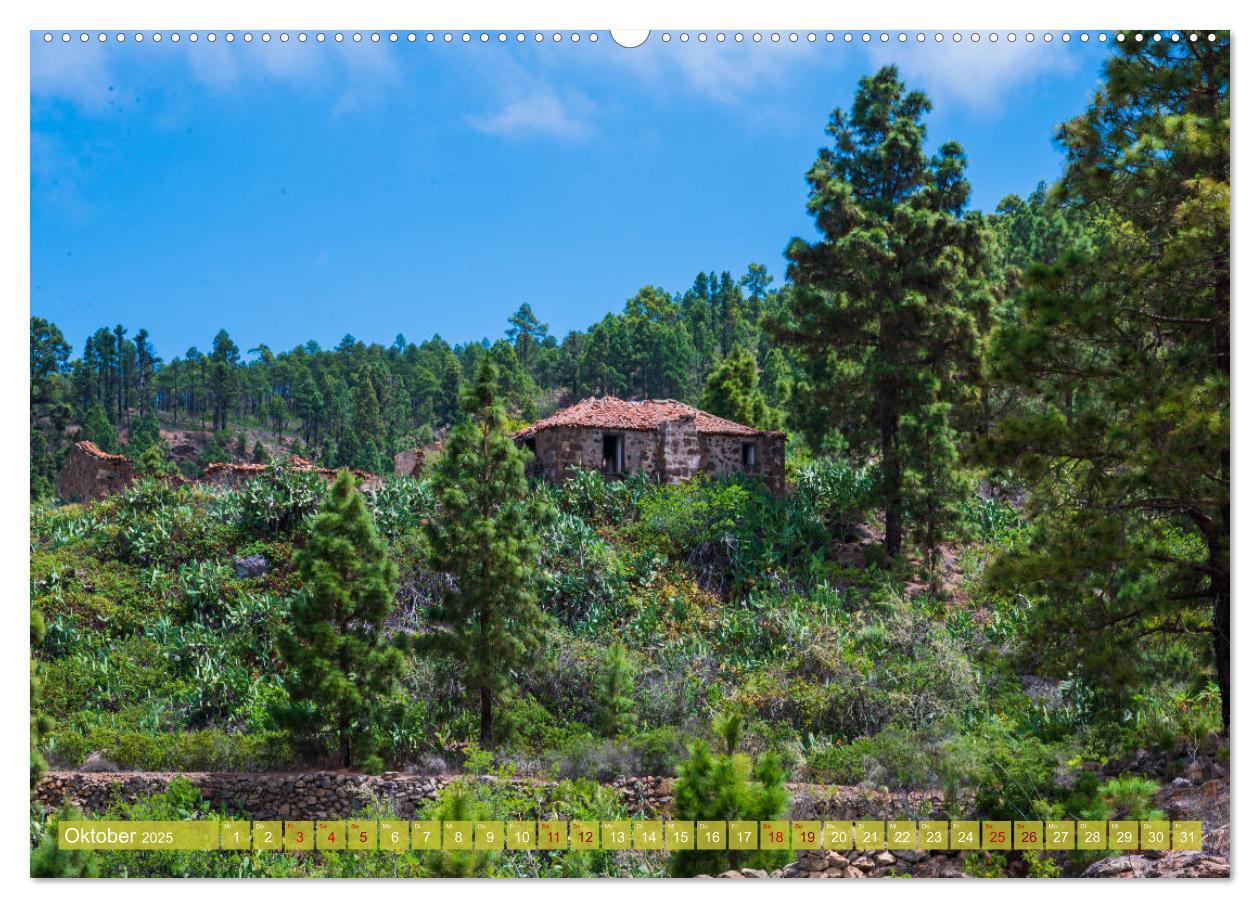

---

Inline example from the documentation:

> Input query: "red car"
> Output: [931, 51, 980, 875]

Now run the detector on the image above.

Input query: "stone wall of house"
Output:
[657, 416, 701, 483]
[530, 426, 660, 481]
[393, 448, 425, 478]
[55, 441, 135, 503]
[529, 425, 785, 491]
[621, 429, 659, 475]
[699, 433, 786, 493]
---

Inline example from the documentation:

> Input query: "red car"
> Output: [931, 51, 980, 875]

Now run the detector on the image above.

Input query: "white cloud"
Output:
[603, 37, 821, 105]
[467, 88, 591, 140]
[30, 40, 114, 109]
[866, 41, 1082, 113]
[31, 35, 400, 112]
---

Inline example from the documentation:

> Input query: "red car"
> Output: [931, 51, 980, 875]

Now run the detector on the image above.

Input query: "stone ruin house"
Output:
[54, 441, 135, 503]
[200, 456, 381, 493]
[514, 397, 786, 493]
[55, 441, 380, 503]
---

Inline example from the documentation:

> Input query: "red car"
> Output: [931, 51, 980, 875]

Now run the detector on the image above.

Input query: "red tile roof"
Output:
[74, 440, 131, 463]
[201, 455, 378, 483]
[516, 397, 782, 438]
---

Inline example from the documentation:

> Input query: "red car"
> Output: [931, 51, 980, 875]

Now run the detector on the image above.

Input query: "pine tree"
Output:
[30, 317, 72, 499]
[134, 444, 175, 477]
[420, 357, 550, 747]
[422, 785, 493, 877]
[81, 402, 118, 453]
[981, 35, 1230, 729]
[274, 471, 404, 769]
[700, 347, 777, 429]
[670, 713, 790, 877]
[126, 411, 162, 457]
[342, 366, 388, 473]
[595, 643, 636, 738]
[772, 66, 988, 558]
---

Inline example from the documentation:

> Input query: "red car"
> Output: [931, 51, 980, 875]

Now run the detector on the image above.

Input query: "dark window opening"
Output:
[742, 442, 758, 469]
[523, 437, 536, 453]
[602, 433, 625, 475]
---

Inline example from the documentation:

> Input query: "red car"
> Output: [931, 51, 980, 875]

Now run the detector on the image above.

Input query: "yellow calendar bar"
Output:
[53, 818, 1207, 852]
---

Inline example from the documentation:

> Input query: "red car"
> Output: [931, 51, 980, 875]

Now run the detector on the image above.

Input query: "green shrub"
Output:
[237, 466, 327, 534]
[962, 851, 1008, 878]
[1023, 850, 1061, 878]
[670, 727, 790, 877]
[595, 644, 637, 738]
[30, 803, 99, 878]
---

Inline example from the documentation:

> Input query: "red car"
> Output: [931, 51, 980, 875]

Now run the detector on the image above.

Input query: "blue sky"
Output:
[31, 32, 1114, 360]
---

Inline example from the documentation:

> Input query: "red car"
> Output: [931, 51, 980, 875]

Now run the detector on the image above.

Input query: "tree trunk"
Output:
[339, 711, 351, 769]
[881, 410, 903, 558]
[1214, 584, 1229, 733]
[479, 687, 493, 748]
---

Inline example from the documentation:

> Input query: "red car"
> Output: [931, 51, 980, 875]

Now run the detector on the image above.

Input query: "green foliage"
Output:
[595, 643, 637, 738]
[962, 851, 1007, 878]
[81, 402, 118, 453]
[1097, 776, 1165, 821]
[670, 725, 790, 877]
[1023, 850, 1061, 878]
[31, 316, 73, 500]
[774, 64, 989, 559]
[700, 347, 780, 430]
[634, 475, 833, 594]
[193, 432, 234, 475]
[422, 358, 552, 746]
[31, 803, 99, 878]
[981, 35, 1230, 730]
[941, 718, 1060, 819]
[30, 609, 52, 788]
[134, 443, 176, 476]
[422, 785, 495, 878]
[126, 411, 163, 455]
[238, 465, 328, 534]
[274, 472, 404, 770]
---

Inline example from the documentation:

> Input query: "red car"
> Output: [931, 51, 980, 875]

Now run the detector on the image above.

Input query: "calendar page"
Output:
[25, 5, 1231, 887]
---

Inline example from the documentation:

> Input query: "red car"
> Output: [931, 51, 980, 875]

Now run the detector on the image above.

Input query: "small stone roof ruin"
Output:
[515, 397, 783, 440]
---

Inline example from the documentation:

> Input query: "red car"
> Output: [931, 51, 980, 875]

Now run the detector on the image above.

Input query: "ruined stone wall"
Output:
[621, 429, 659, 475]
[700, 433, 786, 493]
[657, 416, 700, 484]
[55, 441, 135, 503]
[393, 448, 424, 478]
[201, 458, 382, 493]
[531, 427, 660, 481]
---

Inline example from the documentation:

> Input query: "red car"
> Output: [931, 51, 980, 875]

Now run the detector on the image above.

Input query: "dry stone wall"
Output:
[34, 771, 934, 823]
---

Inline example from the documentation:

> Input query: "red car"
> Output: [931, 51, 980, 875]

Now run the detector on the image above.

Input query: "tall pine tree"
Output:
[981, 35, 1230, 729]
[421, 357, 550, 747]
[275, 471, 403, 770]
[773, 66, 988, 558]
